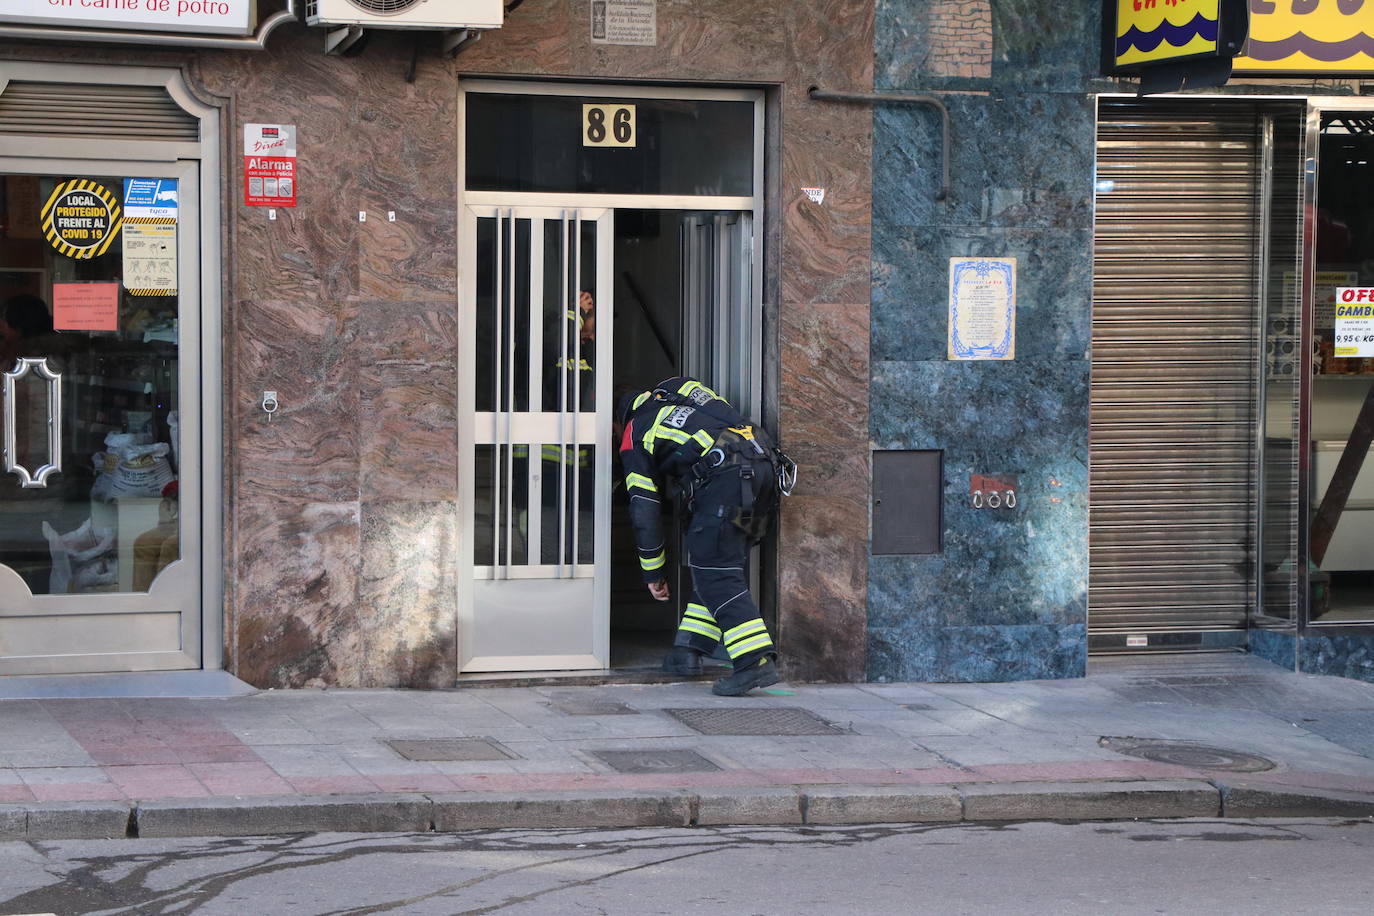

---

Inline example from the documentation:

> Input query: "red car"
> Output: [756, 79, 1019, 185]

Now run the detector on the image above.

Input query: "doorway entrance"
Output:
[457, 81, 764, 674]
[1286, 101, 1374, 627]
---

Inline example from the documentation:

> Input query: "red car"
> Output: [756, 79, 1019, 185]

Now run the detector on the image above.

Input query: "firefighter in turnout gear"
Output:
[617, 377, 795, 696]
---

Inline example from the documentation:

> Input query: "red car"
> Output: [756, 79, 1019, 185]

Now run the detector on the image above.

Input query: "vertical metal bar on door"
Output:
[1254, 115, 1275, 624]
[504, 211, 517, 579]
[715, 214, 730, 399]
[492, 211, 504, 576]
[558, 211, 570, 577]
[571, 212, 583, 572]
[527, 218, 545, 564]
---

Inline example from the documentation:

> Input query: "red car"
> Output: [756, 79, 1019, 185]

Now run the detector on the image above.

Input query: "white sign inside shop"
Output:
[2, 0, 254, 37]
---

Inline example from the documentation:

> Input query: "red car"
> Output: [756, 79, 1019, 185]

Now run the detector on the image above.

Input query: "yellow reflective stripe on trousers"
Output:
[626, 472, 657, 493]
[683, 603, 715, 623]
[678, 619, 722, 641]
[640, 551, 666, 572]
[726, 633, 774, 658]
[723, 619, 768, 645]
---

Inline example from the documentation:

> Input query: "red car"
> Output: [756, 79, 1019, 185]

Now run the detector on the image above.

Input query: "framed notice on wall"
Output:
[948, 257, 1016, 361]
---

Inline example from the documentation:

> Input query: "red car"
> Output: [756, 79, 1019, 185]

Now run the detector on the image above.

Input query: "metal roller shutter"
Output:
[0, 81, 198, 141]
[1090, 100, 1262, 639]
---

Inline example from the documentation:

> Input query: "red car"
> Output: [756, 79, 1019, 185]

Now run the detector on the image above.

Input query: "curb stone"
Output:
[5, 780, 1374, 840]
[695, 787, 802, 825]
[958, 780, 1221, 821]
[26, 802, 133, 840]
[430, 790, 692, 831]
[0, 805, 25, 840]
[804, 785, 961, 825]
[1216, 781, 1374, 818]
[136, 794, 432, 839]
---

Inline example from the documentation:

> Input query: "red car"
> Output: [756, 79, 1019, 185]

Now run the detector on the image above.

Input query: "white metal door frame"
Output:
[458, 205, 613, 671]
[0, 61, 223, 675]
[457, 79, 765, 674]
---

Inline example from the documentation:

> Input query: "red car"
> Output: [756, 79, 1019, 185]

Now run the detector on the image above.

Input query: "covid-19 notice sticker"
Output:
[41, 179, 122, 259]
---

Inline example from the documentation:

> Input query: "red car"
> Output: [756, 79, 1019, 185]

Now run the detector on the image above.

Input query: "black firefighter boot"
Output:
[711, 654, 780, 696]
[663, 645, 704, 676]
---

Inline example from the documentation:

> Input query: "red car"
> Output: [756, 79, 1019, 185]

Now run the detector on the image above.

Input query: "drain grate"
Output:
[664, 707, 847, 736]
[548, 697, 640, 716]
[591, 749, 720, 774]
[1101, 737, 1275, 772]
[384, 738, 519, 762]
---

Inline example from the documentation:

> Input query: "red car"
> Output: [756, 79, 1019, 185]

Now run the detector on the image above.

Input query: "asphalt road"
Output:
[2, 818, 1372, 915]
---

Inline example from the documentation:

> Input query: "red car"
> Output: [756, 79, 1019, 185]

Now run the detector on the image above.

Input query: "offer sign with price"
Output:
[1334, 288, 1374, 357]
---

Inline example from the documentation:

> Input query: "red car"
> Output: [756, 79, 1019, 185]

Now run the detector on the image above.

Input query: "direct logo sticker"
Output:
[41, 179, 122, 260]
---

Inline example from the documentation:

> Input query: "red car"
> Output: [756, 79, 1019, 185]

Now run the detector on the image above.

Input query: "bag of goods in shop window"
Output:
[91, 432, 175, 502]
[41, 518, 116, 594]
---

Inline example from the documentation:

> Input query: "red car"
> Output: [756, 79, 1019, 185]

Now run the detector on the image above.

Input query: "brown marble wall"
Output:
[1, 0, 873, 685]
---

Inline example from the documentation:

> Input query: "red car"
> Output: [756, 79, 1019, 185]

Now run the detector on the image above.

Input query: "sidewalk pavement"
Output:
[3, 653, 1374, 840]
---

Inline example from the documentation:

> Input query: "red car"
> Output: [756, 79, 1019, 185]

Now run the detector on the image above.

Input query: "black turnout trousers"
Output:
[675, 454, 777, 670]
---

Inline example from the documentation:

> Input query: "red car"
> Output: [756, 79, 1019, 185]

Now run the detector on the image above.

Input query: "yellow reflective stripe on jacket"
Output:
[641, 405, 695, 452]
[640, 550, 666, 572]
[692, 429, 714, 453]
[554, 357, 592, 371]
[626, 472, 657, 493]
[541, 444, 590, 467]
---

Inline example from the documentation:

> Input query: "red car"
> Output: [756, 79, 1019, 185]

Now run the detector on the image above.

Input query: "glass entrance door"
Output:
[0, 162, 201, 674]
[1305, 108, 1374, 624]
[459, 206, 612, 671]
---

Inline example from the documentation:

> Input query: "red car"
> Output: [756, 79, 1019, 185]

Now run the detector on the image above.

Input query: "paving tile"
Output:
[18, 767, 112, 786]
[28, 782, 127, 802]
[105, 764, 209, 799]
[85, 746, 184, 766]
[368, 773, 459, 792]
[187, 762, 294, 797]
[225, 727, 322, 746]
[0, 784, 36, 802]
[251, 745, 361, 776]
[285, 775, 380, 795]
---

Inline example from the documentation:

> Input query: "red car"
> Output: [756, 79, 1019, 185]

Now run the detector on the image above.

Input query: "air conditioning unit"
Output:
[305, 0, 504, 30]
